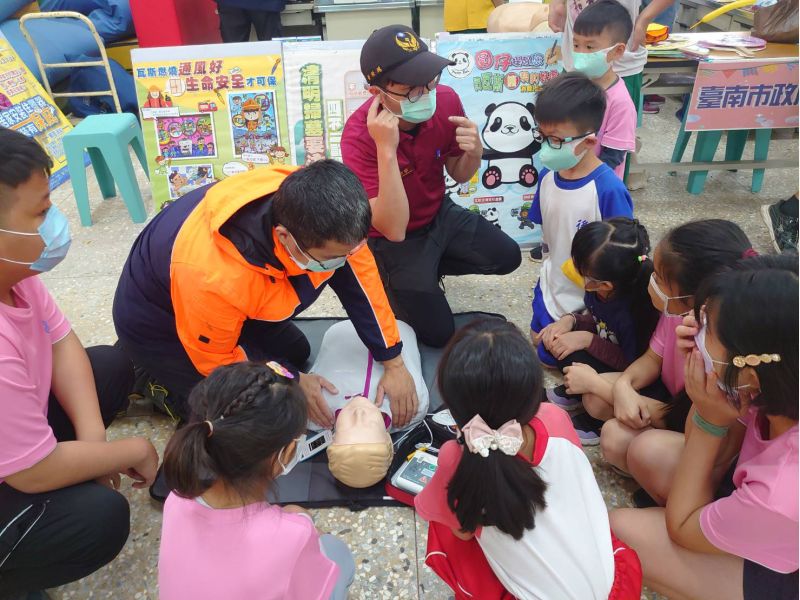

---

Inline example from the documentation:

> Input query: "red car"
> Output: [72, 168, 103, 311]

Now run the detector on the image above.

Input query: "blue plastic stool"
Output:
[670, 111, 772, 195]
[62, 113, 149, 226]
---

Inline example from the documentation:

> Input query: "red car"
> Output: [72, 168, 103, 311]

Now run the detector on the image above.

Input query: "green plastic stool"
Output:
[62, 113, 149, 226]
[670, 113, 773, 195]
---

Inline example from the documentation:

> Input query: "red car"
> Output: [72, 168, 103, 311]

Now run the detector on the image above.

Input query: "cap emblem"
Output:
[395, 32, 420, 53]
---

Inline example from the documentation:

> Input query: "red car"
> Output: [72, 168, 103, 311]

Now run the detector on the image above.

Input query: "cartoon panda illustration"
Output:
[481, 102, 540, 190]
[447, 51, 472, 78]
[481, 206, 501, 228]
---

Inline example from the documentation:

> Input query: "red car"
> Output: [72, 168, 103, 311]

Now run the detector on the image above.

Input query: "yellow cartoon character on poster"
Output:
[268, 144, 288, 164]
[242, 98, 262, 132]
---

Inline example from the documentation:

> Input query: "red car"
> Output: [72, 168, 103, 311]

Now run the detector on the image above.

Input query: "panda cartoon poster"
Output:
[435, 32, 563, 247]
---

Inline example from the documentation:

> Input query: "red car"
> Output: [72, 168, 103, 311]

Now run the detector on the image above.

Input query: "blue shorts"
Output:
[530, 281, 558, 367]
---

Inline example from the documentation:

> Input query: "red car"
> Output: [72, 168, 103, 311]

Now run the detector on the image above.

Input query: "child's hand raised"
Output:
[675, 314, 699, 357]
[684, 349, 742, 429]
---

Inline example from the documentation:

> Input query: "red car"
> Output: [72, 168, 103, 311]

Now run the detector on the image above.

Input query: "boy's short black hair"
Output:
[574, 0, 634, 45]
[534, 72, 606, 132]
[0, 128, 52, 192]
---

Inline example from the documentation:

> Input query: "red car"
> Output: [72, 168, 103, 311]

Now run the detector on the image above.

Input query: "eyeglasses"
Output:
[380, 74, 441, 103]
[533, 129, 594, 149]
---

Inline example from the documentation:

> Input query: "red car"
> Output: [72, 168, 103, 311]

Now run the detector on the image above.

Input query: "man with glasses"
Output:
[113, 161, 418, 432]
[342, 25, 522, 348]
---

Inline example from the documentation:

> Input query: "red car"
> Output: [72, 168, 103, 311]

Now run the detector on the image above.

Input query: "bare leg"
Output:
[610, 508, 744, 600]
[627, 429, 685, 504]
[628, 422, 745, 504]
[600, 418, 651, 473]
[583, 393, 615, 421]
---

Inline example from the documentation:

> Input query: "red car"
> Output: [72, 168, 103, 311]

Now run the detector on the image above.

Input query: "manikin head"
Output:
[327, 396, 393, 488]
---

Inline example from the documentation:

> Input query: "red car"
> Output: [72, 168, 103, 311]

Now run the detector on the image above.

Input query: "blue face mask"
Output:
[388, 88, 437, 124]
[0, 205, 72, 272]
[572, 46, 616, 79]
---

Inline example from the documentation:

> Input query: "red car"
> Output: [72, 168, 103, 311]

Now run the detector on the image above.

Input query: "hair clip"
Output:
[266, 360, 294, 379]
[204, 420, 214, 437]
[732, 353, 781, 368]
[637, 255, 648, 263]
[742, 248, 759, 259]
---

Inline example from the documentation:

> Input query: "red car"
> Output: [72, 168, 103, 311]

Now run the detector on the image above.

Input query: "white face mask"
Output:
[695, 318, 752, 399]
[649, 273, 691, 317]
[277, 435, 306, 476]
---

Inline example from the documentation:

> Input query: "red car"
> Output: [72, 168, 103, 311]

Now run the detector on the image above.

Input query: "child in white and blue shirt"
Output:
[529, 73, 634, 367]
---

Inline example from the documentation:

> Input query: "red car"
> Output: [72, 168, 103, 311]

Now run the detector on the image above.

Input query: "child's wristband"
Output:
[692, 412, 729, 438]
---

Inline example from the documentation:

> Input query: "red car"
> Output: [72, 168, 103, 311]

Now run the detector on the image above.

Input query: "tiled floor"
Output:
[42, 98, 797, 599]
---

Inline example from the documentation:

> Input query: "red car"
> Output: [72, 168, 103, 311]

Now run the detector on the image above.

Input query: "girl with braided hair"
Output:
[158, 361, 355, 600]
[539, 217, 659, 445]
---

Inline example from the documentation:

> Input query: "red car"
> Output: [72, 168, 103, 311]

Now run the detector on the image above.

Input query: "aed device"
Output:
[298, 430, 332, 462]
[390, 450, 438, 495]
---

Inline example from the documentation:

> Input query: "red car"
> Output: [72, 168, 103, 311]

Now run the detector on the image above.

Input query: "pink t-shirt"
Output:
[159, 494, 339, 600]
[594, 77, 637, 179]
[649, 314, 684, 397]
[700, 407, 799, 573]
[0, 276, 71, 482]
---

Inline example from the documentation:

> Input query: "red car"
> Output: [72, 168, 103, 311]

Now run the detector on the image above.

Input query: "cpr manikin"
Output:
[310, 320, 429, 488]
[326, 395, 394, 488]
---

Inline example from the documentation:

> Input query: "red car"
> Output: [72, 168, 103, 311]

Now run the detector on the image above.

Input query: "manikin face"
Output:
[332, 395, 389, 445]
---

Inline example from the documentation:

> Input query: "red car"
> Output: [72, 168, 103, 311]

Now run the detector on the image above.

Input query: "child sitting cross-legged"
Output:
[598, 220, 754, 474]
[416, 319, 643, 599]
[529, 72, 634, 369]
[158, 361, 356, 600]
[540, 217, 659, 445]
[610, 255, 798, 600]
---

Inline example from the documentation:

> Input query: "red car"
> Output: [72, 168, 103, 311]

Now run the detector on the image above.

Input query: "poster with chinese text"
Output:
[686, 59, 799, 132]
[435, 32, 563, 247]
[282, 40, 367, 165]
[0, 34, 76, 190]
[132, 41, 289, 210]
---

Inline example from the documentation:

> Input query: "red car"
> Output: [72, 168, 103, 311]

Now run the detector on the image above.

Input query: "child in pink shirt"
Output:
[158, 361, 355, 600]
[610, 255, 798, 600]
[570, 0, 637, 180]
[0, 128, 158, 597]
[585, 220, 753, 474]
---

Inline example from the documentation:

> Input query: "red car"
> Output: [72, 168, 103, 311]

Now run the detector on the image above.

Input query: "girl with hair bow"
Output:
[415, 319, 643, 600]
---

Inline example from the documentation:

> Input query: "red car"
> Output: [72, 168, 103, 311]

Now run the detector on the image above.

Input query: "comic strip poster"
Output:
[167, 164, 215, 200]
[132, 41, 288, 210]
[435, 32, 563, 247]
[228, 91, 280, 162]
[0, 34, 77, 190]
[282, 40, 367, 165]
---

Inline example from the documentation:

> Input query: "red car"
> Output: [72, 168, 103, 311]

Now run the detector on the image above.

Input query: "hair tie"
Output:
[461, 415, 523, 458]
[637, 255, 648, 263]
[742, 248, 759, 259]
[204, 420, 214, 437]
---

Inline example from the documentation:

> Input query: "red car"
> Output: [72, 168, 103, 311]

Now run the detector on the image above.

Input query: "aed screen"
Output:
[402, 457, 437, 487]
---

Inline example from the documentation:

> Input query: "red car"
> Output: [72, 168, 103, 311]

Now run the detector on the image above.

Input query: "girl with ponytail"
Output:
[540, 217, 659, 445]
[415, 319, 643, 600]
[158, 361, 355, 600]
